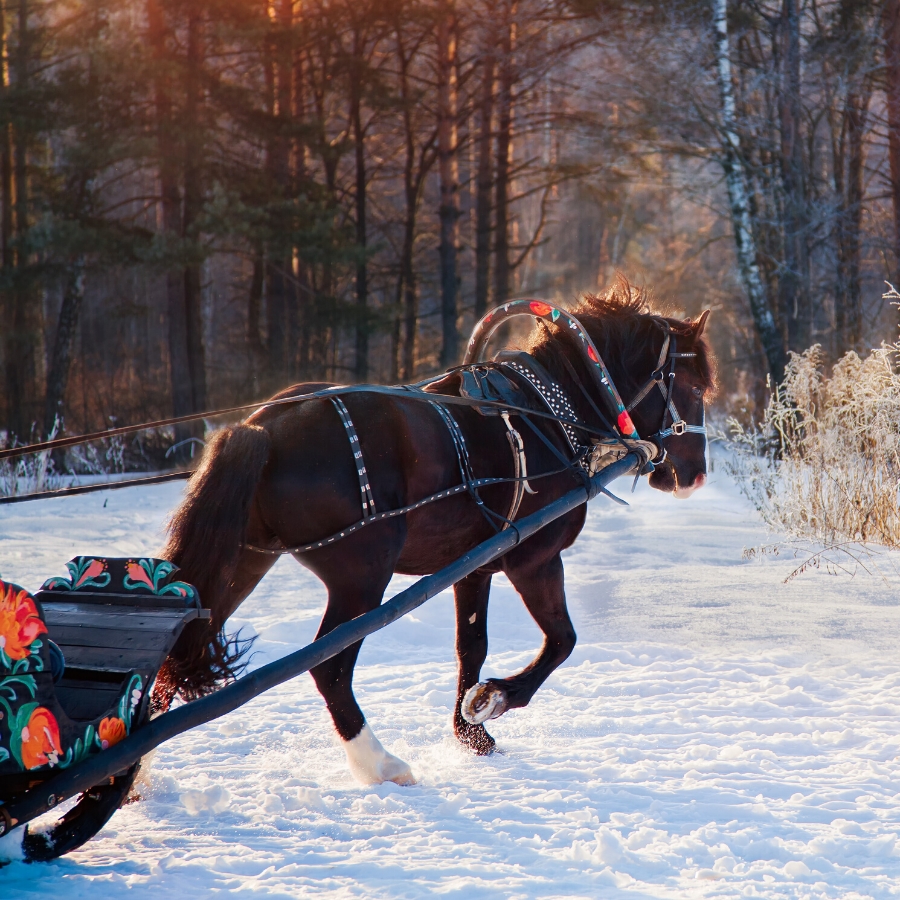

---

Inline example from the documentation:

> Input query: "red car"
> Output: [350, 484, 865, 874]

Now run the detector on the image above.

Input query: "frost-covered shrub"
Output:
[0, 419, 65, 497]
[65, 432, 127, 476]
[0, 417, 128, 499]
[729, 343, 900, 550]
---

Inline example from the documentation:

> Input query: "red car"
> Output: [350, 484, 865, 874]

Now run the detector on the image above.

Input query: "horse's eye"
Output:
[692, 385, 703, 398]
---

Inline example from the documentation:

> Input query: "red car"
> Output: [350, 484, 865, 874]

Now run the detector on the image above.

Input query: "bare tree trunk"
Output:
[474, 44, 494, 319]
[149, 0, 195, 450]
[437, 0, 460, 369]
[265, 0, 294, 388]
[883, 0, 900, 288]
[183, 2, 206, 412]
[4, 0, 42, 439]
[318, 148, 339, 381]
[0, 0, 13, 431]
[293, 20, 312, 380]
[713, 0, 786, 381]
[248, 245, 266, 366]
[306, 37, 338, 381]
[396, 27, 420, 382]
[400, 148, 423, 382]
[493, 2, 515, 306]
[835, 87, 870, 353]
[777, 0, 810, 352]
[351, 37, 368, 382]
[43, 258, 84, 436]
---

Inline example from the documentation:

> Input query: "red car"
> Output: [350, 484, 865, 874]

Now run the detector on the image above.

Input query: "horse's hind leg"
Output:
[461, 552, 575, 725]
[453, 571, 496, 754]
[304, 530, 414, 785]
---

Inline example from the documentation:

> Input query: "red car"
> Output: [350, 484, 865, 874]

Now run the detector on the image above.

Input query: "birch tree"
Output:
[712, 0, 786, 380]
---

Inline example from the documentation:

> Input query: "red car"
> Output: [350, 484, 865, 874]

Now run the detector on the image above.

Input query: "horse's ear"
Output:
[692, 309, 711, 337]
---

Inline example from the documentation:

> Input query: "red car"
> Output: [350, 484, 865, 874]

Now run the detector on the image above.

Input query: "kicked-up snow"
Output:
[3, 459, 900, 897]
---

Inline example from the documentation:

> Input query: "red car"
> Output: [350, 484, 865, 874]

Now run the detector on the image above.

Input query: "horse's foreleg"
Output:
[452, 571, 495, 754]
[461, 553, 575, 725]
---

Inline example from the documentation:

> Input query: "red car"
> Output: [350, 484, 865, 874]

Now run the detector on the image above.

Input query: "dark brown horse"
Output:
[154, 285, 716, 785]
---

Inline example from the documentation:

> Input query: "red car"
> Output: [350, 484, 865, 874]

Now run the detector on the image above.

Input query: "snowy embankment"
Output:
[3, 459, 900, 898]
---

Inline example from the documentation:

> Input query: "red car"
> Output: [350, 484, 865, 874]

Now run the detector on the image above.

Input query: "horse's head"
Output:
[630, 311, 713, 498]
[529, 280, 717, 498]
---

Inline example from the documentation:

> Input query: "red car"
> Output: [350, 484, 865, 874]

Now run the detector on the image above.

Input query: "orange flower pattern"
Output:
[125, 561, 154, 590]
[0, 582, 47, 662]
[75, 558, 107, 588]
[21, 706, 62, 769]
[97, 716, 127, 749]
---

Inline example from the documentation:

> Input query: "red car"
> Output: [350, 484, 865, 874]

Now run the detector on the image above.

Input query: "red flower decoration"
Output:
[126, 561, 154, 589]
[587, 345, 599, 364]
[529, 301, 553, 317]
[98, 716, 127, 749]
[21, 706, 62, 769]
[75, 558, 106, 587]
[617, 411, 636, 436]
[0, 582, 47, 661]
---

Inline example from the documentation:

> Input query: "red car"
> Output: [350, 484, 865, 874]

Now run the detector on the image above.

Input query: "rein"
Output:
[0, 383, 618, 465]
[1, 302, 704, 522]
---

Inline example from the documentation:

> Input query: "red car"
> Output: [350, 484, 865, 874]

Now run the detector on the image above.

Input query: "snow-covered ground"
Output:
[3, 458, 900, 898]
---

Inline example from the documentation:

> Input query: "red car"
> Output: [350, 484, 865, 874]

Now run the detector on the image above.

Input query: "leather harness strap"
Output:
[331, 397, 377, 518]
[326, 333, 704, 550]
[500, 410, 536, 525]
[244, 352, 667, 556]
[428, 401, 527, 533]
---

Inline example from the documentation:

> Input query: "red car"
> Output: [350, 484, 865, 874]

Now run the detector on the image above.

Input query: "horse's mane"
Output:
[525, 277, 717, 403]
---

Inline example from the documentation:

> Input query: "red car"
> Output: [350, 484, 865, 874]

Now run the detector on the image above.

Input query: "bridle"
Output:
[625, 323, 707, 446]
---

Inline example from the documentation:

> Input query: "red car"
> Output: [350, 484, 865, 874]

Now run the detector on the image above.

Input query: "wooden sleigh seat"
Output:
[35, 557, 208, 725]
[0, 557, 205, 861]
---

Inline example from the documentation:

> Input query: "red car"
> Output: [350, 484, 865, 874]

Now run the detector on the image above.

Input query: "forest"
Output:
[1, 0, 899, 470]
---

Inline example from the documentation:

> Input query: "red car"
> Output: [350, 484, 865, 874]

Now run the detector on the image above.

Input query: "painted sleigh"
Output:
[0, 557, 206, 861]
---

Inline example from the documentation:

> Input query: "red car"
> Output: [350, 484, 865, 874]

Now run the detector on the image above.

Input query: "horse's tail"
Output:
[153, 423, 271, 706]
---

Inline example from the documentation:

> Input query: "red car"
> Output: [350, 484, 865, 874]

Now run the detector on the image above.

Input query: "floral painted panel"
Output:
[0, 579, 144, 776]
[42, 556, 196, 601]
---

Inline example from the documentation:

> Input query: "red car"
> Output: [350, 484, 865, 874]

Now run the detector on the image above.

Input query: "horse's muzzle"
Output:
[673, 472, 706, 499]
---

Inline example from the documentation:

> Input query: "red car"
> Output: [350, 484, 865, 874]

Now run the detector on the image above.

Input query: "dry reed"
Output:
[727, 292, 900, 580]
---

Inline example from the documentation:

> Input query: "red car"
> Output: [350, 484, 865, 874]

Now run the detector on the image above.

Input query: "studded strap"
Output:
[500, 360, 583, 455]
[331, 397, 377, 517]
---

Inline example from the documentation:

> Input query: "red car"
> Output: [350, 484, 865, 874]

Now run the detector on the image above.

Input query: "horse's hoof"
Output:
[344, 723, 417, 786]
[461, 682, 508, 725]
[382, 757, 417, 786]
[454, 719, 497, 755]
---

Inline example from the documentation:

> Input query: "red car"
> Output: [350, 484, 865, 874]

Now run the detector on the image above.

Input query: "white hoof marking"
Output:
[344, 724, 416, 786]
[461, 682, 508, 725]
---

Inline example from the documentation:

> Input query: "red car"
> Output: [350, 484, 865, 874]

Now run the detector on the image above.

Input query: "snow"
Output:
[4, 457, 900, 897]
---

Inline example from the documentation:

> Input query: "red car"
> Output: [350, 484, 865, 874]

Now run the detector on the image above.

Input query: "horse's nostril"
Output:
[693, 473, 707, 489]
